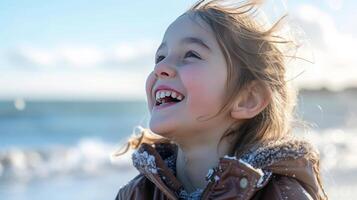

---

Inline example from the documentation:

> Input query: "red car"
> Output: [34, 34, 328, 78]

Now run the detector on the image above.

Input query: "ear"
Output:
[231, 80, 271, 120]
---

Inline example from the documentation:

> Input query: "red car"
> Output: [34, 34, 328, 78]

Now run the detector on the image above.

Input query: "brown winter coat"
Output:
[115, 138, 327, 200]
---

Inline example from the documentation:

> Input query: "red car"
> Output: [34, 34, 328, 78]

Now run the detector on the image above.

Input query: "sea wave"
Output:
[0, 138, 134, 181]
[303, 128, 357, 171]
[1, 128, 356, 182]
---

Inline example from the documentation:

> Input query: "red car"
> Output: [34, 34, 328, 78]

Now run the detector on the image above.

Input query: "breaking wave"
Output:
[0, 138, 134, 181]
[1, 128, 356, 182]
[303, 128, 357, 171]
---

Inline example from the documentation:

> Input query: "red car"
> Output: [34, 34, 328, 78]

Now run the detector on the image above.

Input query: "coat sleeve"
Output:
[257, 175, 314, 200]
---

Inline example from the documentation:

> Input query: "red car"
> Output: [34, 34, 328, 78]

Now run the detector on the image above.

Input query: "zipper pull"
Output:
[205, 167, 220, 182]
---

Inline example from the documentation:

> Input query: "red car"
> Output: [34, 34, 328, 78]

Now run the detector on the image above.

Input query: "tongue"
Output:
[162, 96, 175, 104]
[162, 96, 181, 105]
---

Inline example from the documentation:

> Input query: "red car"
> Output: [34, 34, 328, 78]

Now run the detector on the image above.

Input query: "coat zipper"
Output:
[200, 166, 221, 200]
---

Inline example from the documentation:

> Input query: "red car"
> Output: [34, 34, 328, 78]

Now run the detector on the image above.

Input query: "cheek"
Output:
[181, 68, 224, 113]
[145, 72, 156, 112]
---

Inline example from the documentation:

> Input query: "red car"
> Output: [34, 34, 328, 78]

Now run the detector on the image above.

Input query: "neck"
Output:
[175, 127, 234, 192]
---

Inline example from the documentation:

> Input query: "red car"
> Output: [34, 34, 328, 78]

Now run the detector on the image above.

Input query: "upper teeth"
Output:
[155, 90, 184, 102]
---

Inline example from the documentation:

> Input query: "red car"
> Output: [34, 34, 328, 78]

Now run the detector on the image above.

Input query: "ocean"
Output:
[0, 89, 357, 199]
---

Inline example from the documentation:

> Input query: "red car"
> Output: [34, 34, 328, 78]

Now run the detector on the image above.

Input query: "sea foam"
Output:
[0, 138, 133, 181]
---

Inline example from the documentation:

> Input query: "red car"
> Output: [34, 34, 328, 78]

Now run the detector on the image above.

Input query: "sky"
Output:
[0, 0, 356, 100]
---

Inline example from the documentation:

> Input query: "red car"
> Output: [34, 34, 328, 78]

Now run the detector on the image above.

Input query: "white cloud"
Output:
[0, 39, 158, 99]
[0, 69, 150, 100]
[326, 0, 344, 10]
[4, 39, 158, 70]
[113, 40, 156, 63]
[59, 46, 105, 67]
[288, 4, 357, 90]
[17, 46, 57, 67]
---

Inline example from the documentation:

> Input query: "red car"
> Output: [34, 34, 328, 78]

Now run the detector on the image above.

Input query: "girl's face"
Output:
[145, 13, 230, 139]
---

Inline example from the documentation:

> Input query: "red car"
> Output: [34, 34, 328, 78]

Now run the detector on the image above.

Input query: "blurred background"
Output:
[0, 0, 356, 199]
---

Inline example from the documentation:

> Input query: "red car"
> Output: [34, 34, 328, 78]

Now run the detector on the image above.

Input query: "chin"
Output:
[149, 119, 176, 138]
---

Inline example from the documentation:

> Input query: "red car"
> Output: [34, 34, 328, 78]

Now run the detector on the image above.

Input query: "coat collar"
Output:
[131, 137, 321, 200]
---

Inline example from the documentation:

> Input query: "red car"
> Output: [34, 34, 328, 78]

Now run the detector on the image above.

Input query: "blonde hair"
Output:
[114, 1, 327, 199]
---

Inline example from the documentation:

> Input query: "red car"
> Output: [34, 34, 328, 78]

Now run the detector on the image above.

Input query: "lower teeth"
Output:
[160, 101, 174, 106]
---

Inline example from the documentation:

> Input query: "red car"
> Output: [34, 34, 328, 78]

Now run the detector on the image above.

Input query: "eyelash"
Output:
[155, 51, 201, 64]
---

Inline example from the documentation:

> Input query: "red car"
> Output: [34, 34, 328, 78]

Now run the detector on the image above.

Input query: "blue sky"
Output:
[0, 0, 356, 100]
[0, 0, 195, 48]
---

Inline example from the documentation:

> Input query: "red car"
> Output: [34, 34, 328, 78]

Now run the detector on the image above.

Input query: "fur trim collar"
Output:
[240, 137, 319, 169]
[132, 137, 318, 173]
[131, 137, 319, 192]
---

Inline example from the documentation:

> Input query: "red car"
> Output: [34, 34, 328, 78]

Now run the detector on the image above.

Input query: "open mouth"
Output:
[155, 90, 185, 107]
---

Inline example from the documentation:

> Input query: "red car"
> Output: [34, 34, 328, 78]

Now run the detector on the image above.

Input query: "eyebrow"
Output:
[157, 37, 212, 52]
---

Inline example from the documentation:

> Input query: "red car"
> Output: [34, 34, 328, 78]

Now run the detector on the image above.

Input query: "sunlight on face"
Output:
[145, 13, 230, 139]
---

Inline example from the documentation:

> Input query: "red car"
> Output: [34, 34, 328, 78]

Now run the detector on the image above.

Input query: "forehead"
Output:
[161, 13, 216, 48]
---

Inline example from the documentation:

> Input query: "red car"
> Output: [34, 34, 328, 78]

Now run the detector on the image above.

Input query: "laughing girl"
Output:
[115, 0, 327, 199]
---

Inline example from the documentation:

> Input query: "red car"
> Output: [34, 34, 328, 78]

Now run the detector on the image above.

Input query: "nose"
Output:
[154, 60, 176, 79]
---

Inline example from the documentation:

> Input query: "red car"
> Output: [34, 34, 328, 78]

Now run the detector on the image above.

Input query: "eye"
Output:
[155, 55, 165, 64]
[184, 51, 201, 59]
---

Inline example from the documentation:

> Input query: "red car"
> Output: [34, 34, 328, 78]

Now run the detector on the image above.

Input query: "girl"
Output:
[115, 0, 328, 199]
